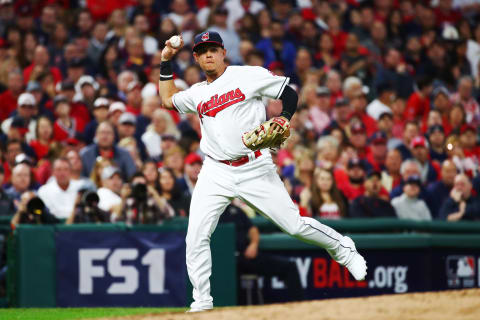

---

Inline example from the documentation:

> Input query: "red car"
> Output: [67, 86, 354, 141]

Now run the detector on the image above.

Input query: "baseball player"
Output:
[159, 31, 367, 312]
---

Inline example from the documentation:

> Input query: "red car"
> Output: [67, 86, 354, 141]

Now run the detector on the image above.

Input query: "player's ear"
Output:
[193, 52, 199, 63]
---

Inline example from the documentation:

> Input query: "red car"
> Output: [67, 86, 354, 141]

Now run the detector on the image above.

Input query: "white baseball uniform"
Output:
[172, 66, 360, 310]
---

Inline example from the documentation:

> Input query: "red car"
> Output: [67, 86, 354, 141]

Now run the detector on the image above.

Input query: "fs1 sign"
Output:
[56, 231, 186, 307]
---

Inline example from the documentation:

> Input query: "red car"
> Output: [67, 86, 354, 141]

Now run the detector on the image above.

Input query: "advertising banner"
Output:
[56, 231, 186, 307]
[259, 249, 480, 302]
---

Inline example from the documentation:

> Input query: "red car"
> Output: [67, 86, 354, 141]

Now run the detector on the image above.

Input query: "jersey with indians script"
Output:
[172, 66, 290, 160]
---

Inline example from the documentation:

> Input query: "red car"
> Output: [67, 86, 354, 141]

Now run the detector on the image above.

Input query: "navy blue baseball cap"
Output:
[192, 31, 224, 52]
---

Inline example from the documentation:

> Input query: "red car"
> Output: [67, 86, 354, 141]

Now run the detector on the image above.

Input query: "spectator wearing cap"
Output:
[97, 166, 123, 213]
[84, 97, 110, 145]
[426, 159, 457, 219]
[256, 19, 297, 76]
[349, 122, 368, 159]
[347, 83, 377, 136]
[80, 121, 136, 180]
[328, 98, 352, 132]
[377, 111, 401, 150]
[409, 136, 440, 185]
[117, 112, 148, 162]
[208, 6, 242, 64]
[0, 166, 15, 216]
[66, 57, 86, 84]
[75, 75, 98, 110]
[366, 131, 388, 172]
[5, 163, 34, 204]
[349, 170, 396, 218]
[451, 76, 480, 125]
[108, 101, 126, 127]
[337, 158, 367, 201]
[439, 173, 480, 221]
[427, 124, 447, 163]
[178, 152, 202, 197]
[404, 76, 433, 122]
[392, 175, 432, 221]
[366, 82, 395, 121]
[125, 81, 143, 115]
[142, 109, 180, 161]
[459, 124, 480, 173]
[431, 86, 452, 135]
[23, 45, 62, 85]
[37, 158, 83, 219]
[59, 80, 91, 129]
[395, 120, 420, 160]
[382, 149, 403, 193]
[1, 93, 38, 144]
[308, 86, 331, 135]
[0, 71, 23, 122]
[52, 95, 84, 143]
[390, 159, 429, 202]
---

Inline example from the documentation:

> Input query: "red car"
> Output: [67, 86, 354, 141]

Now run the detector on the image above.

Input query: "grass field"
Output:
[0, 307, 186, 320]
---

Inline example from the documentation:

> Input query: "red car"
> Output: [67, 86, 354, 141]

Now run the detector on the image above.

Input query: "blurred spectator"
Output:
[2, 93, 38, 144]
[396, 120, 420, 160]
[404, 76, 433, 122]
[84, 97, 110, 145]
[427, 124, 448, 163]
[178, 153, 202, 197]
[80, 121, 136, 180]
[167, 0, 198, 45]
[5, 163, 33, 203]
[337, 158, 367, 202]
[451, 76, 480, 125]
[208, 6, 242, 64]
[459, 124, 480, 172]
[66, 149, 96, 191]
[439, 173, 480, 221]
[38, 158, 82, 219]
[115, 172, 174, 224]
[118, 137, 144, 170]
[52, 95, 83, 142]
[66, 189, 110, 224]
[382, 149, 402, 193]
[426, 159, 457, 219]
[366, 131, 388, 172]
[163, 145, 185, 178]
[300, 167, 348, 219]
[366, 82, 394, 121]
[142, 159, 160, 190]
[23, 45, 62, 85]
[29, 116, 53, 160]
[392, 175, 432, 221]
[0, 71, 23, 122]
[0, 166, 14, 216]
[409, 136, 440, 185]
[340, 33, 367, 80]
[158, 167, 191, 217]
[256, 19, 296, 76]
[349, 170, 396, 218]
[346, 82, 377, 136]
[330, 98, 352, 132]
[97, 166, 123, 213]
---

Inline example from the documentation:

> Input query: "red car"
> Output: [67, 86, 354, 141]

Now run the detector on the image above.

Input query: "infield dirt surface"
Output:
[99, 288, 480, 320]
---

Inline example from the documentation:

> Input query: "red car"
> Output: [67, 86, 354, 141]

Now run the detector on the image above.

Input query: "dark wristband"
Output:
[160, 61, 173, 81]
[279, 86, 298, 120]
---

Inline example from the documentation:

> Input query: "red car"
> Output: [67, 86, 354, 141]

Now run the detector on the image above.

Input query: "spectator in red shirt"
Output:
[391, 96, 406, 139]
[29, 116, 53, 160]
[366, 131, 388, 172]
[348, 122, 368, 160]
[74, 75, 98, 113]
[344, 79, 377, 136]
[459, 124, 480, 169]
[23, 45, 62, 85]
[0, 70, 23, 122]
[404, 76, 433, 121]
[327, 14, 348, 59]
[434, 0, 462, 26]
[52, 95, 82, 143]
[337, 158, 368, 202]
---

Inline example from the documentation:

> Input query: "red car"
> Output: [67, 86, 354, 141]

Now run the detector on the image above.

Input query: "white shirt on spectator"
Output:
[142, 130, 163, 159]
[37, 179, 82, 219]
[366, 99, 392, 120]
[97, 187, 122, 212]
[224, 0, 265, 31]
[143, 36, 158, 55]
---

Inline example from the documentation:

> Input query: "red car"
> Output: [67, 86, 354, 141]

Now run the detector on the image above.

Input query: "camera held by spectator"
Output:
[67, 188, 110, 224]
[11, 192, 59, 227]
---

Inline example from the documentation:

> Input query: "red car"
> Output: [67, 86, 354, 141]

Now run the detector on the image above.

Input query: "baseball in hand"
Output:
[169, 36, 181, 48]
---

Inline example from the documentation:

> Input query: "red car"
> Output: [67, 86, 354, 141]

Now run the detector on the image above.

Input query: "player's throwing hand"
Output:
[161, 35, 184, 61]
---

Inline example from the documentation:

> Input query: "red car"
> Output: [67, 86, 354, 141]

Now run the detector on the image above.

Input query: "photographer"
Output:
[66, 189, 110, 224]
[113, 172, 174, 224]
[11, 192, 60, 229]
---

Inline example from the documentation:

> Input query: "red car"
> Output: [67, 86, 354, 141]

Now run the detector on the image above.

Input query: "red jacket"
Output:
[23, 64, 62, 85]
[0, 90, 18, 122]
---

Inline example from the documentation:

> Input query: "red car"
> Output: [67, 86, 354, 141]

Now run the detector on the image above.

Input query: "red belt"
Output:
[218, 150, 262, 167]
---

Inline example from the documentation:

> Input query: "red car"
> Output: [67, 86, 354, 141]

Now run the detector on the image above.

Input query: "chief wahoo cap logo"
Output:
[201, 32, 209, 41]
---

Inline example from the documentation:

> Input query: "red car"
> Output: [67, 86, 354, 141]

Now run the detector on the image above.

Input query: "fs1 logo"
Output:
[446, 255, 476, 288]
[79, 248, 166, 295]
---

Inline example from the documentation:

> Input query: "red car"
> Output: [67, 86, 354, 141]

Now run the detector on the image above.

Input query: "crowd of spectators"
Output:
[0, 0, 480, 227]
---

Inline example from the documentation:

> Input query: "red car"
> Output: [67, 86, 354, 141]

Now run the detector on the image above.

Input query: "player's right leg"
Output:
[237, 167, 367, 281]
[186, 159, 234, 312]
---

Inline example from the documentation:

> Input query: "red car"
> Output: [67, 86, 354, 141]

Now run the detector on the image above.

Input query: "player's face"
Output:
[193, 45, 226, 74]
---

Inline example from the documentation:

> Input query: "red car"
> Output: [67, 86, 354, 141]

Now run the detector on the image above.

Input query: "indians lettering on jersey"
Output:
[196, 88, 246, 118]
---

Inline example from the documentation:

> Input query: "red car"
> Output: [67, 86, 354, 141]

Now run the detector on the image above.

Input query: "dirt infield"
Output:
[100, 289, 480, 320]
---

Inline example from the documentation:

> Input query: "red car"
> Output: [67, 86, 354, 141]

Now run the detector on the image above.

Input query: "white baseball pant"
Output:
[186, 152, 356, 310]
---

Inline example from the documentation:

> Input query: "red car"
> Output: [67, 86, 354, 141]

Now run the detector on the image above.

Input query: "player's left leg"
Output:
[237, 167, 367, 281]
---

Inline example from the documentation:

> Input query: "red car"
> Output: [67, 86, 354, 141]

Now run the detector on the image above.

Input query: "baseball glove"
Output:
[242, 116, 290, 151]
